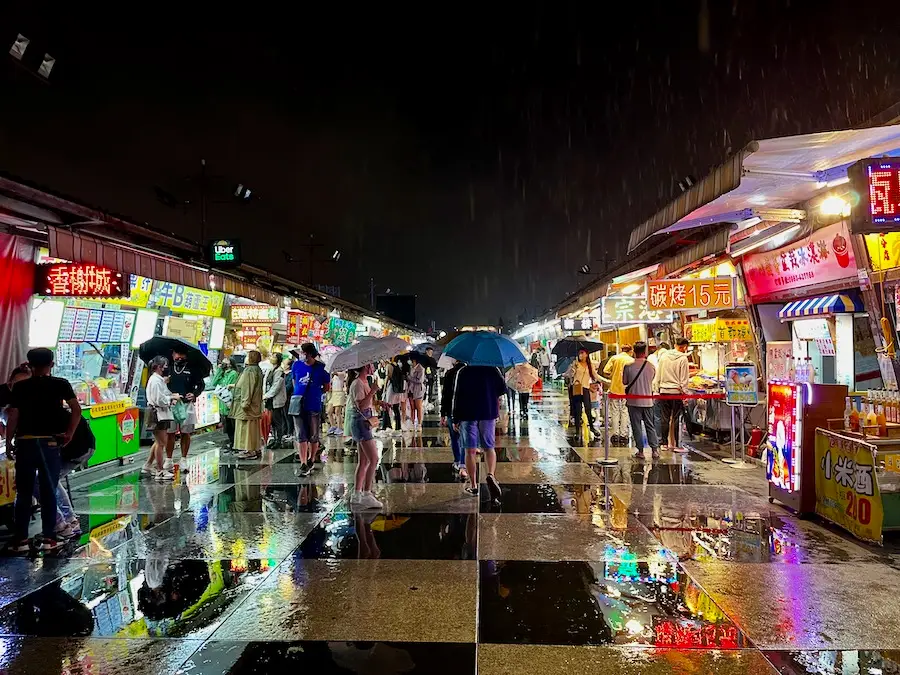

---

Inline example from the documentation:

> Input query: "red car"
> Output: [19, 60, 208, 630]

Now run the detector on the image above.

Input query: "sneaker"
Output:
[163, 458, 174, 471]
[67, 517, 82, 537]
[155, 469, 175, 481]
[486, 474, 502, 501]
[3, 539, 31, 555]
[39, 536, 66, 552]
[298, 463, 312, 477]
[458, 467, 469, 481]
[350, 490, 364, 504]
[360, 492, 383, 509]
[464, 485, 479, 496]
[632, 450, 644, 460]
[140, 465, 155, 476]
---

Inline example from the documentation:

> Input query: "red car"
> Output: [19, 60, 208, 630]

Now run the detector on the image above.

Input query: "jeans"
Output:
[447, 414, 464, 465]
[571, 390, 594, 430]
[659, 397, 685, 447]
[14, 438, 62, 539]
[271, 406, 289, 443]
[628, 406, 660, 450]
[519, 392, 530, 411]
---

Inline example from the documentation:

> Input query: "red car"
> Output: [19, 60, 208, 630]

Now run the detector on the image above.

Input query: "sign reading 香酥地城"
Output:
[601, 296, 674, 325]
[724, 363, 758, 406]
[36, 263, 128, 298]
[151, 282, 225, 318]
[230, 304, 280, 324]
[208, 239, 241, 267]
[814, 429, 883, 545]
[646, 277, 736, 312]
[742, 221, 856, 298]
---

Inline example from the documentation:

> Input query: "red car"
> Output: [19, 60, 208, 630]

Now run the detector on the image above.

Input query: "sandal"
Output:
[237, 451, 262, 460]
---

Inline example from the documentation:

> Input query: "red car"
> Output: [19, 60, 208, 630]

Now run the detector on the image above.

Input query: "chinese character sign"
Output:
[559, 317, 593, 332]
[36, 263, 127, 298]
[601, 296, 674, 324]
[151, 282, 225, 317]
[724, 363, 758, 406]
[646, 278, 736, 312]
[742, 221, 856, 298]
[326, 317, 357, 347]
[287, 311, 304, 344]
[814, 429, 883, 544]
[230, 304, 280, 324]
[767, 382, 801, 493]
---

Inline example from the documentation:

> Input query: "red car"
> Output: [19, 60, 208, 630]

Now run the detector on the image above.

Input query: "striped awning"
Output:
[779, 294, 864, 320]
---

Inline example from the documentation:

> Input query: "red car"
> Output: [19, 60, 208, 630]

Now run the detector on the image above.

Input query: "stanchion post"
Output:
[597, 389, 617, 466]
[730, 405, 737, 461]
[739, 405, 746, 464]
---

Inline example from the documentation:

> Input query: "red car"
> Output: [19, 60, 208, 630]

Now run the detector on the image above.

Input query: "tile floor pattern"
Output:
[2, 386, 900, 672]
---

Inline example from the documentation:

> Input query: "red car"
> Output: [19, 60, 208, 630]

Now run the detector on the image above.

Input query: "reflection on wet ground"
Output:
[3, 390, 900, 672]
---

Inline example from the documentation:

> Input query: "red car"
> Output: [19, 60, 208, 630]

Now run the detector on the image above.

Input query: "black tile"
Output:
[479, 484, 605, 514]
[478, 560, 748, 648]
[379, 463, 460, 484]
[296, 512, 476, 560]
[181, 640, 476, 674]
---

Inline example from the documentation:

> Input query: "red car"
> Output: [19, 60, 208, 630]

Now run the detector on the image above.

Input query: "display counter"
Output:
[82, 399, 141, 467]
[814, 428, 900, 545]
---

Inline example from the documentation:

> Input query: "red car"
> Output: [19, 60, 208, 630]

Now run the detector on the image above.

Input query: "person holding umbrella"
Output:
[164, 347, 207, 473]
[407, 353, 427, 431]
[233, 350, 265, 459]
[564, 349, 601, 441]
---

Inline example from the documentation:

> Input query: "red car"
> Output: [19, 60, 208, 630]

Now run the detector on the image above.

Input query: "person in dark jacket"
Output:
[451, 364, 507, 498]
[165, 348, 207, 472]
[440, 360, 466, 479]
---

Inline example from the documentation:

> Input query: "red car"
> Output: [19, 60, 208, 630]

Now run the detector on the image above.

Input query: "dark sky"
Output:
[3, 3, 900, 328]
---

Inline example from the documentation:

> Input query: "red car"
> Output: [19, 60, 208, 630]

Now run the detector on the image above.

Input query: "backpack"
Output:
[390, 365, 406, 392]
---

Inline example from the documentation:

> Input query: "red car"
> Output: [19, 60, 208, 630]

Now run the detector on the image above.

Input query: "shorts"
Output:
[328, 391, 347, 410]
[459, 419, 496, 451]
[349, 408, 375, 442]
[144, 408, 172, 432]
[170, 402, 196, 434]
[292, 409, 321, 444]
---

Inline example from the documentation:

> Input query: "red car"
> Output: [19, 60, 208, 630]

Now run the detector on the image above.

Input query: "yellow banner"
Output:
[814, 430, 884, 544]
[688, 318, 753, 343]
[90, 399, 132, 418]
[865, 232, 900, 271]
[99, 275, 154, 308]
[152, 282, 225, 317]
[0, 460, 15, 506]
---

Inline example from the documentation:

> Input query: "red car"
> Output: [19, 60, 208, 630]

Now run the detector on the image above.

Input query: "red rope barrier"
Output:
[606, 392, 725, 400]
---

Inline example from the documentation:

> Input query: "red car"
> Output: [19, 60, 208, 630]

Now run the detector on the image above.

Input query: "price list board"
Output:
[57, 308, 137, 344]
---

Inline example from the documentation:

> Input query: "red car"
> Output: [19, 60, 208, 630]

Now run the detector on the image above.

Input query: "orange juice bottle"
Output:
[849, 399, 860, 432]
[877, 398, 888, 437]
[866, 400, 878, 431]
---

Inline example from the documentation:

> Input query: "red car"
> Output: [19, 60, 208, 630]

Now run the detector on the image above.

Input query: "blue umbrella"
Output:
[443, 331, 526, 368]
[555, 356, 575, 378]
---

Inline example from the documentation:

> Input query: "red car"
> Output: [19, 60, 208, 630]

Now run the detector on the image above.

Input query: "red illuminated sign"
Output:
[767, 382, 802, 493]
[35, 263, 127, 298]
[849, 158, 900, 234]
[652, 617, 742, 649]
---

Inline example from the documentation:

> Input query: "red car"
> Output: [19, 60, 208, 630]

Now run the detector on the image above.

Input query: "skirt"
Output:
[234, 417, 262, 452]
[384, 383, 406, 405]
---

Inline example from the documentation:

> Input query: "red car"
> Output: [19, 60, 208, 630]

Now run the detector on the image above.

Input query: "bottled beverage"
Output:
[890, 391, 898, 425]
[877, 398, 888, 437]
[866, 401, 878, 431]
[850, 399, 860, 432]
[844, 397, 852, 431]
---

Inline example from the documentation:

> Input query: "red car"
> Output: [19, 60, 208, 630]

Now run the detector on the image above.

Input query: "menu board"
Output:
[57, 308, 136, 344]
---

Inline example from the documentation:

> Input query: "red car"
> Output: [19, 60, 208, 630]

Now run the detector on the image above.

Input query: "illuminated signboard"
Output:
[652, 617, 742, 649]
[230, 304, 280, 324]
[849, 158, 900, 234]
[560, 317, 593, 332]
[208, 239, 241, 267]
[35, 263, 127, 298]
[646, 278, 736, 312]
[766, 382, 803, 493]
[601, 296, 673, 325]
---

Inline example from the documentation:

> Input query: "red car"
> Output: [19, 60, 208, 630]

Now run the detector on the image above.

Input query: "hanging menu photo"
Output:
[58, 306, 78, 342]
[84, 309, 103, 342]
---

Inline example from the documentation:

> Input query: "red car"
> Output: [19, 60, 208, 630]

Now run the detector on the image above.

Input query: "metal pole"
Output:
[739, 405, 746, 464]
[598, 389, 617, 466]
[730, 405, 737, 461]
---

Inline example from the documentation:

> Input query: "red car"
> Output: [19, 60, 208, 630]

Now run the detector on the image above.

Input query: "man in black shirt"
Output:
[164, 348, 207, 473]
[5, 348, 81, 553]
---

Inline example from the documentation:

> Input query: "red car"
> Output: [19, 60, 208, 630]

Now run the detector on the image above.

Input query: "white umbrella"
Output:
[505, 363, 540, 392]
[327, 336, 410, 372]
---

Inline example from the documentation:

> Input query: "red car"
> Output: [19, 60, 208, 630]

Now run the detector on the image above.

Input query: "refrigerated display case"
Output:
[767, 381, 847, 514]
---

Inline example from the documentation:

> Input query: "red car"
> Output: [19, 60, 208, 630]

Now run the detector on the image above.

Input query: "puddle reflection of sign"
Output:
[652, 617, 742, 649]
[601, 296, 674, 324]
[814, 429, 884, 545]
[724, 363, 758, 406]
[647, 277, 736, 312]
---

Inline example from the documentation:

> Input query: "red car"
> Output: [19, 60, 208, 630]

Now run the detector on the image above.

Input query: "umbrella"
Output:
[552, 337, 604, 359]
[409, 351, 438, 370]
[443, 331, 526, 368]
[138, 336, 212, 378]
[435, 331, 462, 347]
[505, 363, 540, 393]
[327, 336, 410, 372]
[437, 353, 457, 370]
[555, 356, 575, 378]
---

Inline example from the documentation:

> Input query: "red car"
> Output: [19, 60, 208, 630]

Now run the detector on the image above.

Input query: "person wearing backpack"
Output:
[4, 348, 82, 554]
[384, 356, 407, 434]
[623, 341, 660, 460]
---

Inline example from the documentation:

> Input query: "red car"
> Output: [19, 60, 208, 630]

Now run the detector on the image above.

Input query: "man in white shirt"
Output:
[654, 337, 690, 450]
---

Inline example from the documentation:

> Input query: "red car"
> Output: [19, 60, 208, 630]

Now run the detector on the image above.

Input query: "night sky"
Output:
[3, 3, 900, 328]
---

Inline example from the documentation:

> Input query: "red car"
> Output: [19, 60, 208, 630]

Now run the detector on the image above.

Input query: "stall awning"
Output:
[778, 294, 864, 320]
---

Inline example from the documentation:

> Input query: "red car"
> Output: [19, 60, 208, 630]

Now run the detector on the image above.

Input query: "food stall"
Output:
[766, 381, 847, 514]
[813, 428, 900, 545]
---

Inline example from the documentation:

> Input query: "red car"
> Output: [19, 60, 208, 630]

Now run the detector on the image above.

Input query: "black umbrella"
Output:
[138, 336, 212, 378]
[409, 351, 438, 370]
[551, 337, 604, 360]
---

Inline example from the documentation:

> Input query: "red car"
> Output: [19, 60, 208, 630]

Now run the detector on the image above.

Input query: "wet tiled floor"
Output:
[3, 385, 900, 673]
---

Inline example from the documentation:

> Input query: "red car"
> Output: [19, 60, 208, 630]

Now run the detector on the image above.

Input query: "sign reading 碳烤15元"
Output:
[814, 429, 884, 545]
[230, 304, 280, 324]
[601, 296, 674, 324]
[646, 277, 736, 312]
[36, 263, 128, 298]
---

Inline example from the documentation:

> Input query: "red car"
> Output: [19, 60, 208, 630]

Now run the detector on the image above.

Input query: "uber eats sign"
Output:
[208, 239, 241, 268]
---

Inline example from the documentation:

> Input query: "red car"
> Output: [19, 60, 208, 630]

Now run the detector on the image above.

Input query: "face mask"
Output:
[175, 357, 187, 365]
